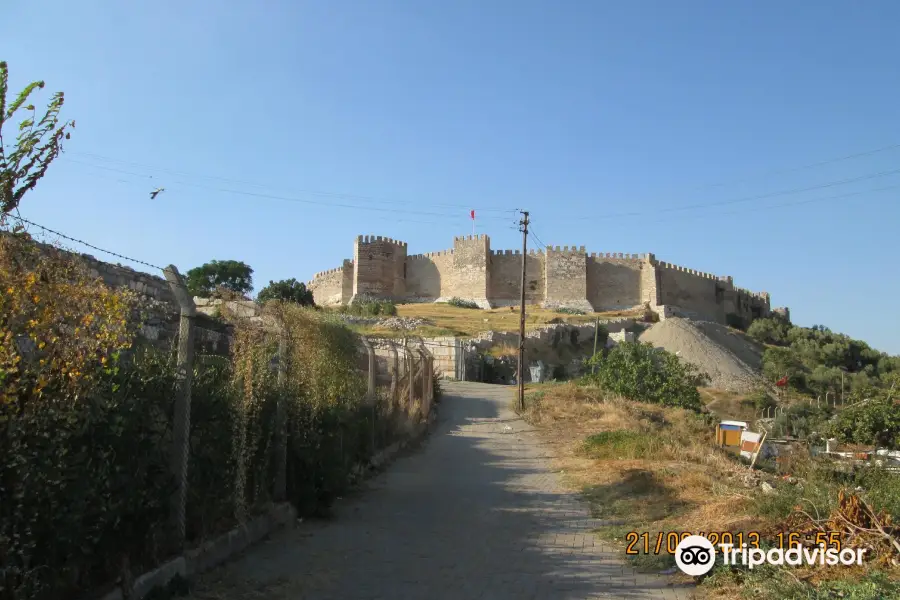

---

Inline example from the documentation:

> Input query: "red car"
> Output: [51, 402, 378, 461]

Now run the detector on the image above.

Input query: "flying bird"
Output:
[150, 187, 165, 200]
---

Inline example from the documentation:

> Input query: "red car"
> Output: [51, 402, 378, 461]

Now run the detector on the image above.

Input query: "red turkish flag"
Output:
[470, 210, 475, 220]
[776, 376, 788, 387]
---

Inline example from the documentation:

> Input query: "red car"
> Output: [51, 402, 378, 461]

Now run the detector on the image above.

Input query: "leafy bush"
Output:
[582, 342, 706, 411]
[747, 316, 791, 345]
[748, 388, 775, 411]
[336, 298, 397, 316]
[0, 239, 415, 599]
[772, 402, 833, 441]
[257, 278, 314, 306]
[555, 307, 585, 315]
[447, 297, 479, 309]
[826, 396, 900, 449]
[185, 259, 253, 298]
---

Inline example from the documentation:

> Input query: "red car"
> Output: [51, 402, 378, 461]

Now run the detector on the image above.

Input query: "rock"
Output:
[760, 482, 775, 494]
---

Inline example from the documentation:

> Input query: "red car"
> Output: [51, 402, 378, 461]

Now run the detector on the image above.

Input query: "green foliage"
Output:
[555, 307, 585, 315]
[826, 396, 900, 449]
[753, 317, 898, 399]
[748, 388, 775, 411]
[704, 563, 899, 599]
[257, 278, 314, 306]
[746, 316, 791, 345]
[446, 297, 479, 309]
[0, 61, 75, 215]
[761, 346, 807, 388]
[582, 342, 706, 411]
[336, 298, 397, 316]
[185, 259, 253, 298]
[772, 402, 833, 441]
[1, 244, 414, 599]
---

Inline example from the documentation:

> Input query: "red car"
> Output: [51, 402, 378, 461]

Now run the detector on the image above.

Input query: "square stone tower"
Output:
[351, 235, 408, 302]
[451, 234, 492, 308]
[543, 245, 593, 312]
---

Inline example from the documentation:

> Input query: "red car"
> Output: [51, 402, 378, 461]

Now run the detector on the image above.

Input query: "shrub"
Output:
[747, 316, 791, 345]
[338, 298, 397, 316]
[447, 297, 479, 309]
[555, 307, 585, 315]
[582, 342, 706, 411]
[826, 396, 900, 449]
[257, 278, 315, 306]
[772, 403, 833, 441]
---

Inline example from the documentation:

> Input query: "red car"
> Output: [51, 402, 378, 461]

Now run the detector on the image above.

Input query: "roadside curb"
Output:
[99, 502, 297, 600]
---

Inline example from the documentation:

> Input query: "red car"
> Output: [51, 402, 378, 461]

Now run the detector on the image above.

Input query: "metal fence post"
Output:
[163, 265, 196, 551]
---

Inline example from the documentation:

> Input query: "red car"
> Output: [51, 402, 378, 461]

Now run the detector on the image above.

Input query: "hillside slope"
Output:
[638, 317, 765, 392]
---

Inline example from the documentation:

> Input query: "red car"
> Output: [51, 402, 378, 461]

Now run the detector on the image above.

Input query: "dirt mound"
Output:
[638, 317, 765, 392]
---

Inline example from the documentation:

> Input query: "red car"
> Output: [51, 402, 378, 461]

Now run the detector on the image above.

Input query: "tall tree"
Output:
[257, 278, 315, 306]
[0, 61, 75, 216]
[185, 260, 254, 298]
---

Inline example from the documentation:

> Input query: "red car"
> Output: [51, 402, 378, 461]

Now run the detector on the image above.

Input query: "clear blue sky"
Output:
[4, 1, 900, 353]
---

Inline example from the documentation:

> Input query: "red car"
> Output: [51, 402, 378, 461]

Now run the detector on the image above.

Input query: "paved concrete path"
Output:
[194, 382, 695, 600]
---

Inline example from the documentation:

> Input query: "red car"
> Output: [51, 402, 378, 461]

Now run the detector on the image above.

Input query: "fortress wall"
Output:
[352, 235, 407, 301]
[309, 265, 346, 306]
[450, 235, 491, 307]
[640, 253, 660, 307]
[488, 249, 545, 305]
[405, 250, 454, 301]
[656, 261, 725, 322]
[543, 246, 592, 312]
[726, 284, 771, 324]
[585, 253, 644, 311]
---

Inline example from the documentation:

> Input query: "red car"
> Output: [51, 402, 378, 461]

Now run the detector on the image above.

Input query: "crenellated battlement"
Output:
[453, 234, 490, 244]
[656, 261, 722, 281]
[356, 234, 408, 248]
[408, 249, 454, 260]
[312, 265, 345, 279]
[488, 249, 546, 256]
[546, 245, 586, 253]
[587, 252, 647, 260]
[309, 233, 777, 327]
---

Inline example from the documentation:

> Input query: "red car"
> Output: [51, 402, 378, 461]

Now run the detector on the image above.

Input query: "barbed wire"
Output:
[4, 214, 174, 275]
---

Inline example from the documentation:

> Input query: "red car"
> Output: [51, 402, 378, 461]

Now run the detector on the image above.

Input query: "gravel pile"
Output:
[638, 317, 766, 392]
[338, 315, 432, 330]
[378, 317, 431, 330]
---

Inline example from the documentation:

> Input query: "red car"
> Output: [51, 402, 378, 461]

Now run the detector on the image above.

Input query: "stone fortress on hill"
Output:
[308, 234, 789, 327]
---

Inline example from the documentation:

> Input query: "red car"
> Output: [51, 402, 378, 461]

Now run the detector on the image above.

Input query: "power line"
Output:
[6, 214, 171, 274]
[63, 157, 517, 223]
[62, 152, 517, 213]
[591, 165, 900, 220]
[695, 142, 900, 190]
[638, 183, 900, 225]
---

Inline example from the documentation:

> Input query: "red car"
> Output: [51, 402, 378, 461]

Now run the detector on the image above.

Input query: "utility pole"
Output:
[517, 210, 529, 412]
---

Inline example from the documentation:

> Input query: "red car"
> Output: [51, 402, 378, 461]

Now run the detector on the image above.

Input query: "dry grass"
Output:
[522, 383, 900, 598]
[394, 303, 641, 337]
[700, 387, 757, 422]
[520, 383, 759, 583]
